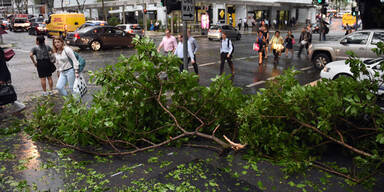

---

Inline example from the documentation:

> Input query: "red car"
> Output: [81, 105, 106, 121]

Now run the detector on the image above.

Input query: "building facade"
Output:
[26, 0, 315, 30]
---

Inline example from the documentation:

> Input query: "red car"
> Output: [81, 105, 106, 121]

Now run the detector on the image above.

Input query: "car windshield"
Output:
[210, 26, 220, 30]
[364, 57, 384, 65]
[116, 26, 125, 30]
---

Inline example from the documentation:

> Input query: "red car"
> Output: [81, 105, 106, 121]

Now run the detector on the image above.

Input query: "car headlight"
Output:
[323, 67, 330, 72]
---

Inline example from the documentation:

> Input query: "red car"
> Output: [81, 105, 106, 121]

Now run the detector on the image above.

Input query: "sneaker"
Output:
[48, 91, 53, 95]
[42, 92, 48, 96]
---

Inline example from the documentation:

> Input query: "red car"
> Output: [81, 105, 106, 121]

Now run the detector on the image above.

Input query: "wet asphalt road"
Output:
[5, 20, 346, 102]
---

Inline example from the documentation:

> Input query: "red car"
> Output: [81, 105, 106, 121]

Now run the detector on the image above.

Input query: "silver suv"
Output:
[309, 30, 384, 69]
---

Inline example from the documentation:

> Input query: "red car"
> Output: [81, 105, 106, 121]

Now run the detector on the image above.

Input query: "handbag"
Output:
[64, 48, 86, 72]
[292, 38, 296, 45]
[4, 49, 15, 61]
[0, 84, 17, 106]
[301, 40, 308, 45]
[253, 42, 260, 51]
[73, 75, 87, 97]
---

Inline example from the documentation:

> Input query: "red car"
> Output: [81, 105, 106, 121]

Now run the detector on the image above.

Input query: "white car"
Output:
[320, 57, 384, 94]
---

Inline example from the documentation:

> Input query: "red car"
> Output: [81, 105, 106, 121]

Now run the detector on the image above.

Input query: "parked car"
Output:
[77, 20, 108, 31]
[28, 22, 47, 35]
[308, 30, 384, 69]
[320, 57, 384, 94]
[66, 26, 134, 51]
[116, 24, 144, 38]
[208, 24, 241, 41]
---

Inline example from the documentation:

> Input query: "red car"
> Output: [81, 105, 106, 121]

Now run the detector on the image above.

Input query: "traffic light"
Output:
[352, 7, 358, 16]
[166, 0, 181, 14]
[317, 0, 325, 4]
[161, 0, 166, 7]
[321, 7, 327, 14]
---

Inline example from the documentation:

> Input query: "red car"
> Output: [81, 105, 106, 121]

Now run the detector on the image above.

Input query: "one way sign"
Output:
[182, 0, 195, 21]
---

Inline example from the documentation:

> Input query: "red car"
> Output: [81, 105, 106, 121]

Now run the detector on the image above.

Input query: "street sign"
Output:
[182, 0, 195, 21]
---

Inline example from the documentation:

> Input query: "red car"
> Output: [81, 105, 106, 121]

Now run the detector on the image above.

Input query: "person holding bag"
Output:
[270, 31, 284, 64]
[30, 36, 56, 96]
[284, 30, 295, 58]
[52, 37, 80, 96]
[254, 31, 266, 65]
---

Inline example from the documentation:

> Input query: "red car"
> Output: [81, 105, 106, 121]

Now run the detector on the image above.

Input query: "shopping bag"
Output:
[0, 84, 17, 106]
[253, 43, 260, 51]
[72, 75, 87, 97]
[4, 49, 15, 61]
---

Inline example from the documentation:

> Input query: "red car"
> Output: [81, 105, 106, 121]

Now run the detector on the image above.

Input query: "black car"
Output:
[66, 26, 135, 51]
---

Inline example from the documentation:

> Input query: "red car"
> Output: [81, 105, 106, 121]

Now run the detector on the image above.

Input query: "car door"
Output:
[114, 28, 131, 47]
[337, 32, 371, 60]
[367, 32, 384, 58]
[102, 27, 118, 47]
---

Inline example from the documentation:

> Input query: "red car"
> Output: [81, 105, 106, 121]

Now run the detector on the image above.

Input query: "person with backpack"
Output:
[219, 32, 234, 77]
[30, 36, 56, 96]
[52, 37, 79, 96]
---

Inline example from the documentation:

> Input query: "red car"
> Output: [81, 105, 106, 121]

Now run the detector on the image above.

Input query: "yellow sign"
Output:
[219, 10, 225, 19]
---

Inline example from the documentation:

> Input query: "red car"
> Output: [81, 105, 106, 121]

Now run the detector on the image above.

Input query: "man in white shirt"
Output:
[219, 32, 234, 77]
[174, 34, 193, 72]
[187, 30, 198, 75]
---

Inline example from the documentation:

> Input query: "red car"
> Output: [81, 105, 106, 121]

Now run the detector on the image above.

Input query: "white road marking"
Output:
[246, 81, 266, 88]
[300, 66, 313, 71]
[14, 49, 30, 53]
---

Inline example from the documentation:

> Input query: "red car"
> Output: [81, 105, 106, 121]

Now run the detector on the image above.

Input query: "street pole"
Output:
[183, 21, 188, 71]
[319, 12, 323, 41]
[143, 3, 147, 36]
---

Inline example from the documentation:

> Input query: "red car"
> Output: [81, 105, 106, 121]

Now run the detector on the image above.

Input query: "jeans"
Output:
[56, 68, 75, 96]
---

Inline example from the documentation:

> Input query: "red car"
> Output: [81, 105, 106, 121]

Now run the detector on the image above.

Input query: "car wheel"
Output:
[208, 38, 212, 41]
[334, 73, 353, 80]
[313, 53, 330, 70]
[90, 40, 102, 51]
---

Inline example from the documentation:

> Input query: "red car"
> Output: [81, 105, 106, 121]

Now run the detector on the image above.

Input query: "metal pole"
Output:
[183, 21, 188, 71]
[143, 3, 147, 36]
[122, 4, 125, 24]
[355, 12, 358, 31]
[319, 11, 323, 41]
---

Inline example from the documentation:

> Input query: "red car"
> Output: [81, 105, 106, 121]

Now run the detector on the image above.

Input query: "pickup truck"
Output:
[308, 30, 384, 69]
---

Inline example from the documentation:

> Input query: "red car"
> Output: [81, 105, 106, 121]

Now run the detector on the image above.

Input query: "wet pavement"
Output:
[2, 18, 381, 191]
[5, 19, 346, 102]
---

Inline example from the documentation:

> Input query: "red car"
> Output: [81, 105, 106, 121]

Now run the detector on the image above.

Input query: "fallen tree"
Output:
[25, 38, 384, 185]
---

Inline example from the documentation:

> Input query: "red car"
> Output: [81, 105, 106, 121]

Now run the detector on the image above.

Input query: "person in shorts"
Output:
[30, 36, 56, 96]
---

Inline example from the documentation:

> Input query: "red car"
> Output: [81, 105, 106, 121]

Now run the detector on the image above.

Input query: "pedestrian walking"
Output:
[270, 31, 284, 64]
[187, 30, 199, 75]
[219, 32, 234, 77]
[174, 34, 191, 72]
[297, 27, 312, 58]
[0, 47, 11, 111]
[255, 31, 266, 65]
[284, 30, 295, 57]
[238, 18, 242, 31]
[30, 36, 56, 96]
[260, 23, 270, 59]
[320, 20, 328, 41]
[52, 37, 80, 96]
[157, 29, 177, 55]
[244, 17, 248, 31]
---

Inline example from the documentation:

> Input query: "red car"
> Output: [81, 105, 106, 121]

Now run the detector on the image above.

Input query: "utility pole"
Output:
[143, 3, 147, 36]
[182, 0, 194, 71]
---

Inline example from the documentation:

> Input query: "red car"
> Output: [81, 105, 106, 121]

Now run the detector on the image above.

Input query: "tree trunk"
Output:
[358, 0, 384, 29]
[102, 0, 106, 21]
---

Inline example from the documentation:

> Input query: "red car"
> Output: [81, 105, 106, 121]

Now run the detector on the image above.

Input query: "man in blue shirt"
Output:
[219, 32, 234, 77]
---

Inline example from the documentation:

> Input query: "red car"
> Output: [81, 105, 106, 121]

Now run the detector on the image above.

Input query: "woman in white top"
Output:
[52, 37, 80, 96]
